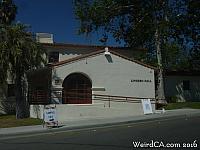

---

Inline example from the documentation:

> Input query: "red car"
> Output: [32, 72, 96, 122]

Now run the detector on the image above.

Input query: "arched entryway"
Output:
[62, 73, 92, 104]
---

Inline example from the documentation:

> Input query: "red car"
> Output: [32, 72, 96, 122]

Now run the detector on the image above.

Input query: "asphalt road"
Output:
[0, 116, 200, 150]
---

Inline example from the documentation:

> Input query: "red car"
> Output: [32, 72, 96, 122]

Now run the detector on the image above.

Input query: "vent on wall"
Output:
[104, 47, 111, 55]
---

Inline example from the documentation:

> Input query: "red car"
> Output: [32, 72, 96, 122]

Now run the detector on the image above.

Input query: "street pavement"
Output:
[0, 109, 200, 139]
[0, 109, 200, 150]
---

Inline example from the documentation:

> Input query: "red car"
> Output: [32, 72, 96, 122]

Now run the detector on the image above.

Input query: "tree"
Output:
[0, 0, 17, 81]
[74, 0, 172, 100]
[74, 0, 200, 101]
[190, 49, 200, 70]
[1, 0, 46, 119]
[0, 24, 46, 118]
[0, 0, 17, 25]
[170, 0, 200, 70]
[187, 0, 200, 70]
[162, 43, 190, 70]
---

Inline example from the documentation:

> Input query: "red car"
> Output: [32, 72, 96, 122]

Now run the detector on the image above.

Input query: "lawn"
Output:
[0, 115, 43, 128]
[164, 102, 200, 110]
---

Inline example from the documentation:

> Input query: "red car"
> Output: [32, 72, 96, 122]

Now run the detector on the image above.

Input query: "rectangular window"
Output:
[48, 52, 59, 63]
[183, 80, 190, 90]
[7, 84, 15, 97]
[30, 88, 49, 104]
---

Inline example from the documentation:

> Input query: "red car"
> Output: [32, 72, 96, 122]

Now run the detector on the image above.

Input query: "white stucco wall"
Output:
[30, 52, 156, 121]
[45, 46, 144, 63]
[165, 76, 200, 102]
[59, 49, 93, 61]
[52, 52, 155, 99]
[58, 49, 138, 62]
[47, 48, 95, 61]
[30, 101, 155, 122]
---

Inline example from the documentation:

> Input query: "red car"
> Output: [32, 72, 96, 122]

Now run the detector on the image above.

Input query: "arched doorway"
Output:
[62, 73, 92, 104]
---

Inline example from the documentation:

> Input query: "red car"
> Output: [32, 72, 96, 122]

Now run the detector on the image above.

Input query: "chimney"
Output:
[36, 33, 54, 43]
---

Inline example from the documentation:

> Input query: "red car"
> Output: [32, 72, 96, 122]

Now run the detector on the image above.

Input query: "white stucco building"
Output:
[2, 33, 200, 120]
[165, 71, 200, 102]
[1, 33, 157, 118]
[28, 46, 156, 121]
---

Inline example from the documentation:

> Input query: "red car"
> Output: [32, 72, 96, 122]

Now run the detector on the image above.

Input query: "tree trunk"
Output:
[15, 73, 28, 119]
[155, 28, 166, 101]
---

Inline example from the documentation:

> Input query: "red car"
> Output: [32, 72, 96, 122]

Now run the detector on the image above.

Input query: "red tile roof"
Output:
[165, 70, 200, 76]
[42, 43, 147, 51]
[49, 49, 157, 70]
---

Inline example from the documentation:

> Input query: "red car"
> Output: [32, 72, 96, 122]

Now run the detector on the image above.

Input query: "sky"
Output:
[14, 0, 121, 46]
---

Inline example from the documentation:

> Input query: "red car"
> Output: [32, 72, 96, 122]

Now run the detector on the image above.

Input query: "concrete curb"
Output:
[1, 109, 200, 139]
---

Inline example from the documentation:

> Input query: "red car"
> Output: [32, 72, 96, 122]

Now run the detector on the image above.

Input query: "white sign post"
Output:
[141, 99, 153, 115]
[43, 105, 58, 128]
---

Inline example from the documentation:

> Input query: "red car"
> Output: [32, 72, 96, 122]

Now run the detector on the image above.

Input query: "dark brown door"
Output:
[62, 73, 92, 104]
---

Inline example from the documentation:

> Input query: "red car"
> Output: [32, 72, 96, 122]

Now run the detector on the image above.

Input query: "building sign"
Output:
[141, 99, 153, 115]
[43, 105, 58, 127]
[131, 79, 152, 83]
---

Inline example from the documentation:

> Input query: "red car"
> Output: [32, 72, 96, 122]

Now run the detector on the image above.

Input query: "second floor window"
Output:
[183, 80, 190, 90]
[48, 52, 59, 63]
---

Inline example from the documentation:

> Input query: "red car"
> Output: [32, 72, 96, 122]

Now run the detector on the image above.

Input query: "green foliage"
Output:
[190, 49, 200, 70]
[162, 43, 190, 70]
[0, 24, 46, 118]
[169, 95, 179, 103]
[0, 0, 17, 25]
[0, 0, 17, 83]
[187, 0, 200, 70]
[164, 102, 200, 110]
[0, 0, 46, 118]
[74, 0, 199, 70]
[0, 115, 43, 128]
[171, 0, 200, 70]
[0, 24, 46, 84]
[74, 0, 158, 48]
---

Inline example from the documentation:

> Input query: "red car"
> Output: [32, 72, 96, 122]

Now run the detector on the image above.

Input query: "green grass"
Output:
[164, 102, 200, 110]
[0, 115, 43, 128]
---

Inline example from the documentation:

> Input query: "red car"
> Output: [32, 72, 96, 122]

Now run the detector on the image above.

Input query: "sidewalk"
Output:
[0, 109, 200, 138]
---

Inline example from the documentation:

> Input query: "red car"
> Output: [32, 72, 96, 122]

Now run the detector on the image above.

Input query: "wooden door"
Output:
[62, 73, 92, 104]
